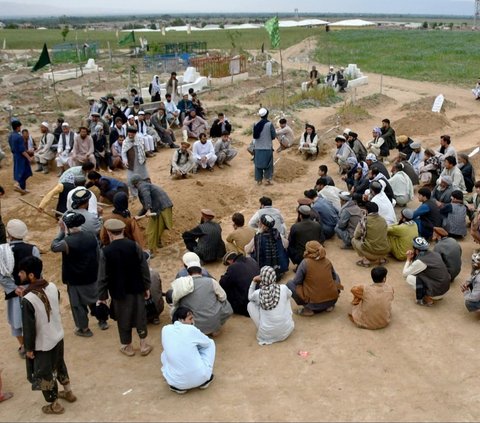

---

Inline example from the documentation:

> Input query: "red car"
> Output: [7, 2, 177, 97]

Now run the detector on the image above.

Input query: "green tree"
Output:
[171, 18, 185, 27]
[422, 21, 428, 29]
[149, 23, 157, 30]
[61, 25, 69, 42]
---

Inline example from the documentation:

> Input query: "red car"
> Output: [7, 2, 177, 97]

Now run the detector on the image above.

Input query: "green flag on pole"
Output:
[32, 43, 51, 72]
[265, 16, 280, 49]
[119, 30, 135, 46]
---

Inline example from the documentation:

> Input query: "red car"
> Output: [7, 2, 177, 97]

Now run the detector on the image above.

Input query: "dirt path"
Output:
[1, 38, 479, 422]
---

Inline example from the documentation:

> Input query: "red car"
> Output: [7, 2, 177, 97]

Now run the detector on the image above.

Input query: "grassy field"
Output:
[0, 27, 318, 51]
[314, 29, 480, 85]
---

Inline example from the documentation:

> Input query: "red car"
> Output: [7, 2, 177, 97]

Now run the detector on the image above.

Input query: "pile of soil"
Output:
[393, 111, 450, 136]
[357, 93, 397, 110]
[399, 96, 456, 113]
[451, 114, 480, 124]
[273, 156, 308, 182]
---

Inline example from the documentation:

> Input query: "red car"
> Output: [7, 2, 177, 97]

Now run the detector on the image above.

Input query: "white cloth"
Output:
[192, 140, 217, 168]
[388, 171, 414, 203]
[171, 276, 194, 306]
[371, 192, 397, 225]
[164, 100, 179, 121]
[24, 283, 64, 351]
[247, 283, 294, 345]
[319, 186, 342, 212]
[161, 321, 215, 390]
[67, 186, 98, 216]
[137, 120, 155, 152]
[298, 134, 318, 154]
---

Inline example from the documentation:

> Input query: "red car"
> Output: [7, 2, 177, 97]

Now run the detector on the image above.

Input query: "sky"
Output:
[0, 0, 475, 17]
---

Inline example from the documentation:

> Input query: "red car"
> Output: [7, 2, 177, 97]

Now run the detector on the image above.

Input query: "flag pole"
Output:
[279, 47, 285, 111]
[49, 64, 62, 110]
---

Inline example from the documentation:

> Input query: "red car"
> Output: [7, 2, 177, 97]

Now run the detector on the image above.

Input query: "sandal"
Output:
[0, 392, 13, 402]
[120, 345, 135, 357]
[140, 344, 153, 357]
[356, 259, 371, 268]
[295, 307, 314, 316]
[42, 402, 65, 415]
[58, 390, 77, 403]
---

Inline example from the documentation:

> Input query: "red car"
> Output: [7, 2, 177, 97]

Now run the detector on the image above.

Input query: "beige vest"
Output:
[352, 283, 394, 330]
[25, 283, 64, 351]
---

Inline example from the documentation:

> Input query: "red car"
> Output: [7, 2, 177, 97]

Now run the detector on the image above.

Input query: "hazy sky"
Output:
[1, 0, 475, 16]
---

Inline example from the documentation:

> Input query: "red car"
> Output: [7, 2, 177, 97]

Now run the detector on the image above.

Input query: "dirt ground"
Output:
[1, 38, 480, 422]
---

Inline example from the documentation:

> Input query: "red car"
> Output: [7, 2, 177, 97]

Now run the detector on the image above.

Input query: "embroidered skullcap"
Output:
[71, 189, 92, 208]
[412, 236, 429, 251]
[138, 111, 145, 115]
[260, 214, 275, 228]
[62, 211, 86, 229]
[343, 128, 351, 135]
[41, 121, 49, 129]
[222, 251, 238, 265]
[410, 141, 421, 149]
[297, 205, 311, 217]
[366, 153, 377, 162]
[62, 122, 69, 127]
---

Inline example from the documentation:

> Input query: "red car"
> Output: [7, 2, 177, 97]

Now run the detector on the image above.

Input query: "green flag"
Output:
[119, 30, 135, 46]
[32, 43, 51, 72]
[265, 16, 280, 49]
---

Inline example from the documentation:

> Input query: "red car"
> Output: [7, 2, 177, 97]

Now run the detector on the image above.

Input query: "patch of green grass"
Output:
[2, 27, 316, 51]
[314, 29, 480, 86]
[260, 86, 339, 110]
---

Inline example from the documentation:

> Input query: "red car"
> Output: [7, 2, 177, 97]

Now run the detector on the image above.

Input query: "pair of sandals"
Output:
[356, 258, 388, 268]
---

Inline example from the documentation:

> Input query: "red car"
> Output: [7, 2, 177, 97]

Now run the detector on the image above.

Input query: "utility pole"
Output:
[474, 0, 480, 29]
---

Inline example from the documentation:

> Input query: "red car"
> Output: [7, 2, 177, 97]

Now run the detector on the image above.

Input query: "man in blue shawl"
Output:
[8, 120, 33, 195]
[253, 108, 276, 186]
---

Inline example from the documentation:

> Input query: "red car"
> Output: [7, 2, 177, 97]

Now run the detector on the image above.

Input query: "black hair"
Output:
[0, 186, 4, 195]
[187, 266, 202, 275]
[316, 177, 328, 187]
[81, 162, 95, 171]
[304, 189, 317, 199]
[440, 134, 451, 144]
[259, 196, 272, 207]
[18, 256, 43, 279]
[172, 306, 193, 323]
[371, 266, 388, 283]
[418, 187, 431, 199]
[364, 201, 379, 214]
[11, 120, 21, 130]
[88, 171, 101, 180]
[382, 118, 390, 124]
[232, 212, 245, 227]
[319, 165, 328, 173]
[445, 156, 457, 166]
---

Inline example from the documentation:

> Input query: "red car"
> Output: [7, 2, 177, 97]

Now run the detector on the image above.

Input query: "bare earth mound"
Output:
[399, 95, 456, 113]
[394, 111, 450, 136]
[357, 93, 397, 110]
[273, 156, 308, 183]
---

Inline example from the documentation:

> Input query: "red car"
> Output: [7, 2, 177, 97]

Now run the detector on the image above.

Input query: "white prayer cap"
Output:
[62, 122, 69, 127]
[40, 121, 49, 129]
[138, 111, 145, 115]
[343, 128, 351, 135]
[366, 153, 377, 162]
[258, 107, 268, 117]
[128, 114, 134, 119]
[340, 66, 345, 70]
[182, 252, 201, 268]
[6, 219, 28, 239]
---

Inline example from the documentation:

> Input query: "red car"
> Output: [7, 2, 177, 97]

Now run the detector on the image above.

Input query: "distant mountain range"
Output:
[0, 0, 474, 18]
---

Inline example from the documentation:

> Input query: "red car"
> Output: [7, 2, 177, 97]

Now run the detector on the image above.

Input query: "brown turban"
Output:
[304, 240, 326, 260]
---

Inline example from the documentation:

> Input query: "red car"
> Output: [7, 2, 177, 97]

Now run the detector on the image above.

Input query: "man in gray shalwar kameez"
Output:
[253, 108, 276, 185]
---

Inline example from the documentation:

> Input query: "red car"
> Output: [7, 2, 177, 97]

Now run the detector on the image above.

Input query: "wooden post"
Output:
[279, 48, 285, 111]
[49, 65, 62, 110]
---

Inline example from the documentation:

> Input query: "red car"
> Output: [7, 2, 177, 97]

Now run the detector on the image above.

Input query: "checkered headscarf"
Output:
[259, 266, 281, 310]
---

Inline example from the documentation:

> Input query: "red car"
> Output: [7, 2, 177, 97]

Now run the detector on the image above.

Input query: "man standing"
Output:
[402, 237, 450, 306]
[34, 122, 55, 174]
[131, 175, 173, 253]
[19, 256, 76, 415]
[98, 219, 153, 357]
[8, 120, 33, 195]
[275, 118, 294, 152]
[253, 107, 276, 185]
[214, 131, 237, 169]
[192, 133, 217, 172]
[171, 141, 196, 179]
[55, 122, 75, 177]
[69, 127, 95, 168]
[51, 212, 105, 335]
[182, 209, 226, 263]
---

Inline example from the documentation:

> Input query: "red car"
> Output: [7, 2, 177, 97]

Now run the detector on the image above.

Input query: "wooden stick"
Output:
[18, 197, 57, 220]
[134, 212, 157, 221]
[97, 202, 113, 207]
